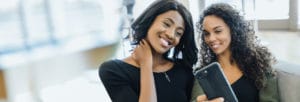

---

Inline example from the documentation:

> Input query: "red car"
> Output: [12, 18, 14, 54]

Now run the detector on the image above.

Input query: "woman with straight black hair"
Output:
[99, 0, 198, 102]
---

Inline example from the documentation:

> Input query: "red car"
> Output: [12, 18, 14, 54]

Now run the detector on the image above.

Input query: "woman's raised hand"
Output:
[132, 39, 153, 68]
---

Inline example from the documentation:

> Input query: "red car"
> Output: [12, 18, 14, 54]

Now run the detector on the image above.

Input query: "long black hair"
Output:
[130, 0, 198, 68]
[197, 3, 276, 89]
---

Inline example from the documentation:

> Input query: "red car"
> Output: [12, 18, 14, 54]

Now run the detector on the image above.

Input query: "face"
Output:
[146, 10, 185, 54]
[202, 15, 231, 56]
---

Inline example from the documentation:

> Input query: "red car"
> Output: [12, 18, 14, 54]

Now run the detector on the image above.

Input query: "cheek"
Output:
[145, 34, 150, 41]
[225, 31, 231, 43]
[227, 38, 231, 44]
[204, 37, 209, 44]
[144, 34, 154, 46]
[225, 35, 231, 44]
[174, 38, 181, 46]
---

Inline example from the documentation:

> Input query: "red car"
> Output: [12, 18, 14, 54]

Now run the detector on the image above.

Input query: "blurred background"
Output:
[0, 0, 299, 102]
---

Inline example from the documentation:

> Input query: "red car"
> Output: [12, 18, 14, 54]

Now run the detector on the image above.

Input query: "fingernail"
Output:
[220, 97, 224, 101]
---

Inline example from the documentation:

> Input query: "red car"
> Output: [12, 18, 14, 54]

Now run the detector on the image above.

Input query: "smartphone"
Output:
[194, 62, 238, 102]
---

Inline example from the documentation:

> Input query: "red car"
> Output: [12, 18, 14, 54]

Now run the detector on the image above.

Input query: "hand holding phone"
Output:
[196, 95, 224, 102]
[194, 62, 238, 102]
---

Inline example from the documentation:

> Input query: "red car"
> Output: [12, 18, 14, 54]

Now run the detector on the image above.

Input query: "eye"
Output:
[215, 29, 222, 34]
[175, 31, 183, 37]
[203, 30, 209, 36]
[175, 28, 184, 37]
[163, 22, 171, 28]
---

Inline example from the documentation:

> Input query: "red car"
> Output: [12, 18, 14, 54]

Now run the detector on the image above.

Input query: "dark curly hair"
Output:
[130, 0, 198, 68]
[196, 3, 276, 89]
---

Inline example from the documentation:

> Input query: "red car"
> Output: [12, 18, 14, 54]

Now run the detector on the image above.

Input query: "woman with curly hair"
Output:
[191, 3, 279, 102]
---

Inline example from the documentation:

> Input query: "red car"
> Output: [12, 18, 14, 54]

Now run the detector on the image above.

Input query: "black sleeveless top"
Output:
[231, 75, 259, 102]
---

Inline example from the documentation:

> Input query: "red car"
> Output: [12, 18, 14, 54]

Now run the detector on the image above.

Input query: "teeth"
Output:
[211, 44, 219, 49]
[161, 38, 169, 47]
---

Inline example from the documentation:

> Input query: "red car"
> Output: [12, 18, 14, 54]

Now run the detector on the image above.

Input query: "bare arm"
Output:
[139, 62, 156, 102]
[133, 39, 157, 102]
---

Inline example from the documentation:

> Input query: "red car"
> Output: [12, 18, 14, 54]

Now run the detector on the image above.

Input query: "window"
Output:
[0, 0, 120, 57]
[204, 0, 289, 20]
[0, 0, 121, 68]
[0, 0, 25, 54]
[256, 0, 289, 20]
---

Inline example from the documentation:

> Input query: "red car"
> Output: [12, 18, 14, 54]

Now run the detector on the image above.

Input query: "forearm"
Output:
[139, 64, 157, 102]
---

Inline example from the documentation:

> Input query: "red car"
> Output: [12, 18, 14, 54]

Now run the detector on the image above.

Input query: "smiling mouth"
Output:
[209, 43, 220, 50]
[211, 44, 219, 48]
[160, 38, 171, 48]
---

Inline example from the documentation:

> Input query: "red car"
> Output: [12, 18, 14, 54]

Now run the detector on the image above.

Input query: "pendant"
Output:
[164, 72, 171, 82]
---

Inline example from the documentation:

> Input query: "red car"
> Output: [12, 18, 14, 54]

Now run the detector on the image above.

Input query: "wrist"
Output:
[140, 63, 152, 68]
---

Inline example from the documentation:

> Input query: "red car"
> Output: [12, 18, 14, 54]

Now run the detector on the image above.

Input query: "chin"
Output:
[212, 50, 221, 55]
[158, 50, 168, 54]
[153, 48, 168, 54]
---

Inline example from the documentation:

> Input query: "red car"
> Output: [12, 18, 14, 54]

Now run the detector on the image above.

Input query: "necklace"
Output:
[164, 72, 171, 82]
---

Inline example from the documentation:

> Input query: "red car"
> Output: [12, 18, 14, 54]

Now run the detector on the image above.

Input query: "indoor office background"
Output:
[0, 0, 299, 102]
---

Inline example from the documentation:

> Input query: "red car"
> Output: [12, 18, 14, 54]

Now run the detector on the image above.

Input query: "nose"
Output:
[165, 29, 175, 40]
[206, 34, 217, 43]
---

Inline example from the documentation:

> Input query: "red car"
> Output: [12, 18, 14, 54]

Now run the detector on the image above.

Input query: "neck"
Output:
[152, 52, 168, 68]
[125, 49, 171, 72]
[217, 50, 234, 70]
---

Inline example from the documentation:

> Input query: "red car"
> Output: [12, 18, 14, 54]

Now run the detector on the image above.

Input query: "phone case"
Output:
[194, 62, 238, 102]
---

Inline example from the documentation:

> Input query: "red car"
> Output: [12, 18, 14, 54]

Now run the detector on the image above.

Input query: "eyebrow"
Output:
[213, 26, 222, 30]
[165, 18, 185, 31]
[203, 25, 222, 33]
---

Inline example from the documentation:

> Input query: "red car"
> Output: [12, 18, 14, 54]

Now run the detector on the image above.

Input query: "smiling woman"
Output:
[99, 0, 198, 102]
[192, 3, 279, 102]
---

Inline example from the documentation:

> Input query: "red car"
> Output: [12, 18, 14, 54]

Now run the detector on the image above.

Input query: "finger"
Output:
[133, 46, 138, 51]
[210, 97, 224, 102]
[137, 40, 144, 49]
[142, 39, 150, 49]
[131, 52, 136, 60]
[140, 39, 145, 45]
[196, 95, 207, 102]
[132, 47, 138, 55]
[136, 44, 142, 50]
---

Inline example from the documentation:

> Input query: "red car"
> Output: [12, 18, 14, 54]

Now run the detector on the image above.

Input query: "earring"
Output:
[167, 47, 175, 59]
